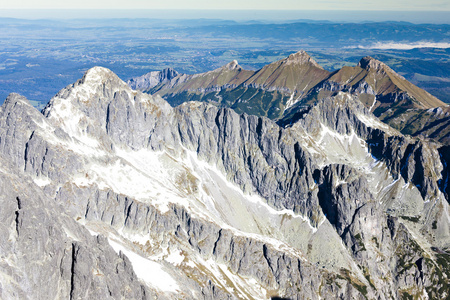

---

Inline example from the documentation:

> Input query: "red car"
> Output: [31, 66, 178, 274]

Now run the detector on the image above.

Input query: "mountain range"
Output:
[0, 55, 449, 299]
[130, 51, 449, 145]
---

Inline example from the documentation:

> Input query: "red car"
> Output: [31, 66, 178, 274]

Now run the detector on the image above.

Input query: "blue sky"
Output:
[1, 0, 449, 11]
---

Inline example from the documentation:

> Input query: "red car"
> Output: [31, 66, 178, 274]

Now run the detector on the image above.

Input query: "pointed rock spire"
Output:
[3, 93, 32, 108]
[81, 66, 124, 85]
[223, 60, 241, 70]
[358, 56, 388, 70]
[283, 50, 323, 69]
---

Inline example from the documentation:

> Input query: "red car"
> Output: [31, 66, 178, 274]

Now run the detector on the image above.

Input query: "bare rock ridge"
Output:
[127, 67, 179, 91]
[0, 66, 449, 299]
[283, 50, 324, 69]
[224, 59, 241, 70]
[129, 51, 448, 144]
[241, 50, 329, 94]
[358, 56, 390, 71]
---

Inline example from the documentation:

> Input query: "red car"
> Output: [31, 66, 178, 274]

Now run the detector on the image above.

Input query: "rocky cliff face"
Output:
[0, 67, 449, 299]
[127, 67, 179, 91]
[0, 135, 151, 299]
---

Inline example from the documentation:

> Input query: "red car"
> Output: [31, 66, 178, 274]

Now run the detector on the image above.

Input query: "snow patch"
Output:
[357, 113, 391, 132]
[117, 227, 151, 246]
[188, 255, 269, 300]
[369, 97, 377, 112]
[33, 176, 51, 187]
[108, 238, 179, 293]
[166, 250, 185, 266]
[285, 92, 299, 110]
[62, 226, 80, 241]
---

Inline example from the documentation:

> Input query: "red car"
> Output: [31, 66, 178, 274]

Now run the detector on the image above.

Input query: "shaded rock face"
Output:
[127, 67, 179, 91]
[314, 164, 372, 235]
[439, 145, 450, 203]
[0, 67, 449, 300]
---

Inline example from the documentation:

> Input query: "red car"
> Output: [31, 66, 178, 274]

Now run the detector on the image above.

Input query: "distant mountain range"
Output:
[129, 51, 449, 145]
[1, 18, 449, 105]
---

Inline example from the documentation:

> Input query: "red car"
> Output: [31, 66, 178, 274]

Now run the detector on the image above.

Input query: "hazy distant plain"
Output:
[0, 15, 449, 106]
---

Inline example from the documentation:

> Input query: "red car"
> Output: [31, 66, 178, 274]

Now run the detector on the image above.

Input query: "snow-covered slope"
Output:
[0, 67, 449, 300]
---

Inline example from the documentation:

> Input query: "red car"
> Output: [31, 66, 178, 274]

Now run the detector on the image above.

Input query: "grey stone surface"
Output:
[0, 67, 448, 299]
[128, 68, 179, 91]
[0, 156, 151, 300]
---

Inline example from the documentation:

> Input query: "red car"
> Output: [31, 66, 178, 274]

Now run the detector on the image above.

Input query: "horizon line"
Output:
[1, 8, 450, 11]
[1, 9, 449, 24]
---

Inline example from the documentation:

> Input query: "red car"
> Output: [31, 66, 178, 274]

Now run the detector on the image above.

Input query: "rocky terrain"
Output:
[0, 65, 449, 299]
[131, 51, 449, 145]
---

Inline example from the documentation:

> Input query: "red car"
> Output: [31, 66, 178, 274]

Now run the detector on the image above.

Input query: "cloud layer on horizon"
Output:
[353, 42, 450, 50]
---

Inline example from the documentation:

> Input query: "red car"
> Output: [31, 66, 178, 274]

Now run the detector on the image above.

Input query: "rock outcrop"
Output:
[128, 67, 179, 91]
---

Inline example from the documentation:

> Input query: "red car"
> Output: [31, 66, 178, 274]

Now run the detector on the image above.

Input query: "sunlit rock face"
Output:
[0, 66, 448, 300]
[130, 52, 449, 145]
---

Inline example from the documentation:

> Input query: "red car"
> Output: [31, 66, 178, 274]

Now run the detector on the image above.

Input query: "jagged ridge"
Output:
[0, 67, 449, 299]
[129, 52, 449, 144]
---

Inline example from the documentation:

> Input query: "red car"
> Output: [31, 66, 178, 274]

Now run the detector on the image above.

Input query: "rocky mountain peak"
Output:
[0, 93, 46, 133]
[43, 66, 141, 127]
[127, 67, 179, 91]
[3, 92, 32, 108]
[1, 93, 47, 125]
[81, 66, 121, 84]
[223, 59, 241, 70]
[160, 67, 179, 79]
[284, 50, 323, 69]
[76, 66, 131, 97]
[358, 56, 391, 72]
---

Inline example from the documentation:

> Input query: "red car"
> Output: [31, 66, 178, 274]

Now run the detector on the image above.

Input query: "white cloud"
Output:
[353, 42, 450, 50]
